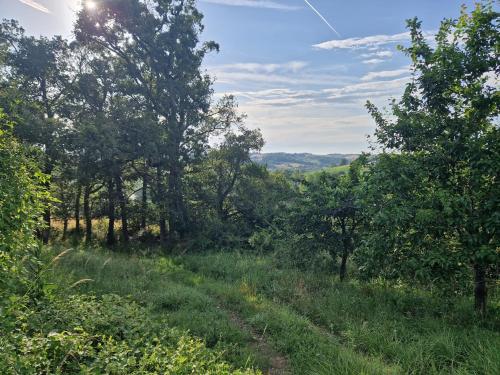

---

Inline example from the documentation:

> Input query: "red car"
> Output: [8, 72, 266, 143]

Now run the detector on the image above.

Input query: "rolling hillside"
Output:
[251, 153, 359, 171]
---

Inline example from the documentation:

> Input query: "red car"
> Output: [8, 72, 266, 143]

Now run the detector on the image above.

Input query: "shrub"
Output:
[0, 293, 259, 374]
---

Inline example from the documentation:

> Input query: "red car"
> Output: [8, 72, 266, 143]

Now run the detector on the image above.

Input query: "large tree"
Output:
[363, 3, 499, 313]
[74, 0, 228, 241]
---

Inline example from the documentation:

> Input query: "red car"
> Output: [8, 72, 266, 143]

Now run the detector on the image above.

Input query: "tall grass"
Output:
[181, 252, 500, 375]
[48, 246, 500, 375]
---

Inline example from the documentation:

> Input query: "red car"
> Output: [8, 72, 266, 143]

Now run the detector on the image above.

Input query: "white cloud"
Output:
[18, 0, 50, 13]
[362, 58, 384, 65]
[361, 67, 410, 81]
[201, 0, 299, 10]
[213, 61, 308, 74]
[313, 31, 434, 50]
[323, 77, 410, 99]
[361, 50, 393, 59]
[225, 76, 410, 107]
[207, 61, 355, 86]
[217, 77, 411, 153]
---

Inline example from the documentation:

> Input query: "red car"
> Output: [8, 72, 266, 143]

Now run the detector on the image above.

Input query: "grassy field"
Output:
[48, 246, 500, 375]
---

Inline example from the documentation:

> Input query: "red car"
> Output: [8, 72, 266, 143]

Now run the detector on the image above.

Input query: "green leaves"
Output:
[361, 2, 499, 310]
[1, 294, 259, 374]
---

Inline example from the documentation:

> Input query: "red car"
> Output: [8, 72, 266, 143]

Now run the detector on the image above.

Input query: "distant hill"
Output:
[251, 153, 359, 172]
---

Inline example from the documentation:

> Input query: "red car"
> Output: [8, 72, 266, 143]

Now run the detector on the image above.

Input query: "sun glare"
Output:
[85, 1, 97, 11]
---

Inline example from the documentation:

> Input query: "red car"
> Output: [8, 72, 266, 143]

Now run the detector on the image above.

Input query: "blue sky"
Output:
[1, 0, 480, 153]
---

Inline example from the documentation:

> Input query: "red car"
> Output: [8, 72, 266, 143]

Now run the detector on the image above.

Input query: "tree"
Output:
[196, 127, 264, 221]
[75, 0, 223, 241]
[0, 20, 73, 243]
[287, 159, 364, 280]
[363, 2, 499, 313]
[52, 166, 78, 240]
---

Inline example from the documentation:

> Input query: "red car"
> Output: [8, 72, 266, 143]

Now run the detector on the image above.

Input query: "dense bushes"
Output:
[1, 293, 258, 374]
[0, 108, 49, 305]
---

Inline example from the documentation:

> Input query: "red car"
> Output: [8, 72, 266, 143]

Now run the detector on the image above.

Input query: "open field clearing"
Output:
[47, 247, 499, 375]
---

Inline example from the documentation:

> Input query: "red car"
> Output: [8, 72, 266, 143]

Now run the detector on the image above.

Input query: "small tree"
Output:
[287, 158, 365, 280]
[197, 127, 264, 221]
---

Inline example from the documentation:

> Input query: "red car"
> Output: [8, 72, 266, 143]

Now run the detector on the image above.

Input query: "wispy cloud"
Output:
[214, 61, 308, 74]
[207, 61, 354, 87]
[361, 50, 393, 59]
[220, 77, 411, 153]
[201, 0, 299, 10]
[361, 67, 410, 81]
[323, 77, 410, 101]
[314, 31, 434, 50]
[362, 58, 385, 65]
[303, 0, 341, 37]
[225, 76, 410, 107]
[18, 0, 50, 13]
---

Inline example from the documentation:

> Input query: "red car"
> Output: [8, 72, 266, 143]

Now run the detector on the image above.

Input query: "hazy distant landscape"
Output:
[251, 152, 359, 171]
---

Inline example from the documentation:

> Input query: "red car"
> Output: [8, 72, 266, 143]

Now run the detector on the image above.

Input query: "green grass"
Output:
[48, 246, 500, 375]
[47, 249, 267, 372]
[305, 164, 351, 178]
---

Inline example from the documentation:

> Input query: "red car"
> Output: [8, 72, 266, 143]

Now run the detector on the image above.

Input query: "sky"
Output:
[0, 0, 483, 154]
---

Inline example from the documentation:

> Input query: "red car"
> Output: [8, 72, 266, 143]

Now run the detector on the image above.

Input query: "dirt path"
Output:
[219, 304, 290, 375]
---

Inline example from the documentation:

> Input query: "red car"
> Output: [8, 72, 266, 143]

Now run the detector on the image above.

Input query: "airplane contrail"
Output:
[303, 0, 341, 37]
[18, 0, 51, 13]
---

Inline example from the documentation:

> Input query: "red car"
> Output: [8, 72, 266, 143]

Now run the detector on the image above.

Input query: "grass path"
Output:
[179, 252, 500, 375]
[219, 303, 290, 375]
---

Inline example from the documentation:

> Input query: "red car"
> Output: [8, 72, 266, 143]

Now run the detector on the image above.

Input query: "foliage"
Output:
[275, 158, 365, 278]
[361, 2, 499, 312]
[1, 292, 258, 374]
[0, 109, 49, 303]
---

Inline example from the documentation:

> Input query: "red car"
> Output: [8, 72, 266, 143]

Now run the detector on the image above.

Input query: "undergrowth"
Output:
[47, 245, 500, 375]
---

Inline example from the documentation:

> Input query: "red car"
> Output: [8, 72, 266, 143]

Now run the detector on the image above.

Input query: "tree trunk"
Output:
[216, 197, 225, 222]
[106, 179, 116, 246]
[168, 158, 187, 239]
[75, 184, 82, 235]
[115, 173, 129, 243]
[62, 218, 68, 240]
[141, 174, 148, 229]
[159, 218, 167, 244]
[156, 166, 168, 245]
[339, 220, 350, 282]
[84, 185, 92, 244]
[41, 163, 53, 244]
[474, 264, 487, 315]
[42, 208, 51, 244]
[40, 79, 53, 245]
[339, 248, 348, 282]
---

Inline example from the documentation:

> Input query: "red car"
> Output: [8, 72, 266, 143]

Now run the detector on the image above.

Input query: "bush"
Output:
[0, 293, 259, 374]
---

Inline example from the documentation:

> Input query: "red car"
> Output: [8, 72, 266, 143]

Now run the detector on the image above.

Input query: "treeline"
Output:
[0, 0, 283, 248]
[1, 0, 498, 316]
